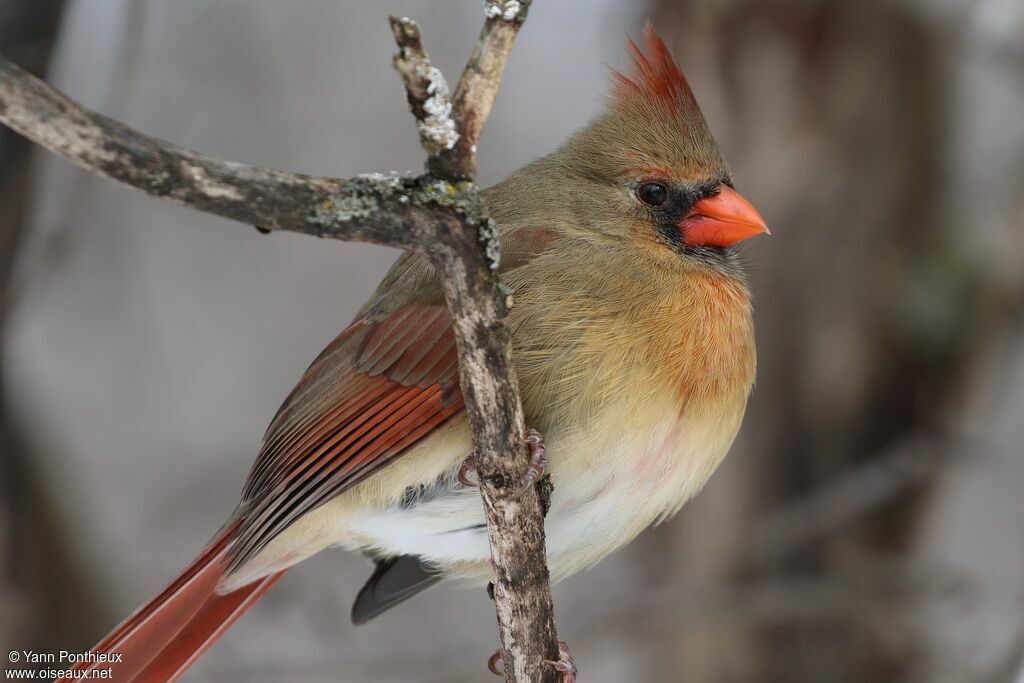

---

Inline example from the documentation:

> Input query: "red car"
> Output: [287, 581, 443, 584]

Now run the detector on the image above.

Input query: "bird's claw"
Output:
[544, 640, 578, 682]
[487, 640, 577, 682]
[457, 429, 547, 500]
[511, 429, 547, 499]
[487, 650, 503, 676]
[458, 453, 479, 487]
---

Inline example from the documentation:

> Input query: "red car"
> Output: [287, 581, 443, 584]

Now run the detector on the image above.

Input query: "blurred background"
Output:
[1, 0, 1023, 681]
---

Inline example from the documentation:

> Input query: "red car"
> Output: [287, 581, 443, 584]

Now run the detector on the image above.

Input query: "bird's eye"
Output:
[636, 182, 669, 207]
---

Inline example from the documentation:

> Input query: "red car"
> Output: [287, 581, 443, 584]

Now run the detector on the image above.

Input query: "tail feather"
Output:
[63, 522, 281, 682]
[133, 571, 284, 682]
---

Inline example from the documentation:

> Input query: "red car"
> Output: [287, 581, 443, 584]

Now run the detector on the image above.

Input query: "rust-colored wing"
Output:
[226, 226, 562, 569]
[228, 301, 464, 568]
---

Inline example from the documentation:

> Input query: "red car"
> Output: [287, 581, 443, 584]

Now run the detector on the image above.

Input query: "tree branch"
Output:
[0, 3, 562, 682]
[431, 1, 531, 179]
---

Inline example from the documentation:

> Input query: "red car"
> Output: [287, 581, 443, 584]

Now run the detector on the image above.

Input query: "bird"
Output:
[65, 25, 768, 682]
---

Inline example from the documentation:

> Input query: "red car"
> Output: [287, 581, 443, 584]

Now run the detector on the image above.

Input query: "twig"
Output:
[748, 435, 940, 566]
[0, 4, 560, 682]
[748, 430, 1024, 567]
[387, 10, 560, 682]
[431, 0, 532, 179]
[0, 0, 149, 326]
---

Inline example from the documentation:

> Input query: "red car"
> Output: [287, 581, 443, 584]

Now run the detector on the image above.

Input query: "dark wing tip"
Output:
[351, 555, 443, 625]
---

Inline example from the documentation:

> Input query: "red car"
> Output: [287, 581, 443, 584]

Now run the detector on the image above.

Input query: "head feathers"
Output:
[611, 23, 701, 116]
[487, 21, 729, 224]
[594, 23, 725, 181]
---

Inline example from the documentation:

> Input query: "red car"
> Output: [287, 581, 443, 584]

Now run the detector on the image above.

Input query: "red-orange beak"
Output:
[681, 185, 769, 248]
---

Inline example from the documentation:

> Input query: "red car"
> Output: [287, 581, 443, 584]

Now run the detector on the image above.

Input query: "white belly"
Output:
[343, 400, 742, 581]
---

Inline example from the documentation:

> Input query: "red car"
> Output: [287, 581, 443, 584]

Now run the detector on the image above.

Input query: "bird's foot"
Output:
[512, 429, 547, 499]
[457, 429, 547, 500]
[486, 640, 578, 682]
[487, 650, 503, 677]
[545, 640, 578, 683]
[457, 453, 479, 487]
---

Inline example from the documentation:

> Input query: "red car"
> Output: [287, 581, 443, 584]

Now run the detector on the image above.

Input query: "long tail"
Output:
[64, 524, 285, 682]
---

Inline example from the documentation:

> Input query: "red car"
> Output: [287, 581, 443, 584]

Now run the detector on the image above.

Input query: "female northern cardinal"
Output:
[66, 26, 767, 682]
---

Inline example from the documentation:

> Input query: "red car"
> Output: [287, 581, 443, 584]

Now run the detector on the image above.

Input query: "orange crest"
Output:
[612, 23, 699, 114]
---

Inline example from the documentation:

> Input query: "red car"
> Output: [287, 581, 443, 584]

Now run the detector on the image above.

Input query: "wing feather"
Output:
[229, 302, 463, 570]
[229, 228, 560, 571]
